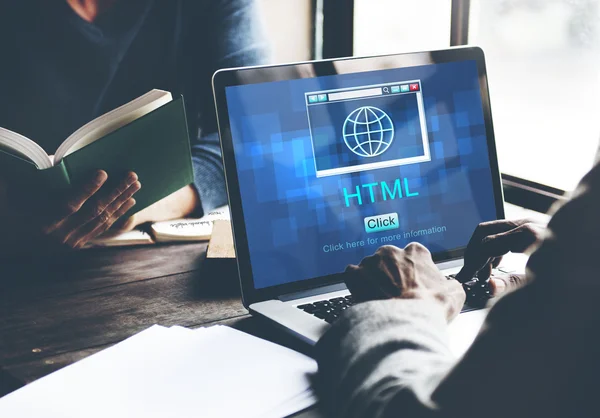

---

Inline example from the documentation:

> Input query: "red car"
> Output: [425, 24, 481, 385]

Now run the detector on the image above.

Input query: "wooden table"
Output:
[0, 204, 545, 416]
[0, 243, 322, 417]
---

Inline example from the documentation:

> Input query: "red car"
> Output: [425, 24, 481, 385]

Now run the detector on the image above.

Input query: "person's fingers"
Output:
[457, 263, 482, 283]
[76, 172, 138, 226]
[476, 262, 493, 281]
[457, 223, 540, 282]
[458, 219, 535, 279]
[489, 274, 528, 296]
[113, 213, 138, 233]
[371, 246, 412, 298]
[55, 173, 138, 237]
[63, 181, 140, 248]
[404, 242, 430, 254]
[77, 191, 139, 244]
[467, 219, 534, 248]
[44, 170, 108, 232]
[344, 264, 388, 303]
[491, 256, 503, 268]
[69, 198, 137, 249]
[474, 256, 503, 281]
[344, 265, 370, 302]
[482, 224, 542, 255]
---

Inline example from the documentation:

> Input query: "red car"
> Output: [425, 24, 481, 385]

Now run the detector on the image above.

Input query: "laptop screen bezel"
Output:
[212, 47, 505, 307]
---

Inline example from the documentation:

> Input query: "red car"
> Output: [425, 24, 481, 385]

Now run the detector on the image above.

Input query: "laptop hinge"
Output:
[279, 282, 347, 302]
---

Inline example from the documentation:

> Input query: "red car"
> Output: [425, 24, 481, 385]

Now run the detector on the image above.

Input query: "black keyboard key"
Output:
[324, 314, 339, 324]
[462, 278, 492, 308]
[297, 295, 356, 324]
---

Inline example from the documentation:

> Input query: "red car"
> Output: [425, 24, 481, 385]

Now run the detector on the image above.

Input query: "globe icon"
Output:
[343, 106, 395, 158]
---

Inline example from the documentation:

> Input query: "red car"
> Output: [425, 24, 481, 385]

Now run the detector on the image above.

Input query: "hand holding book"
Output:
[0, 89, 195, 256]
[0, 170, 141, 255]
[0, 90, 194, 224]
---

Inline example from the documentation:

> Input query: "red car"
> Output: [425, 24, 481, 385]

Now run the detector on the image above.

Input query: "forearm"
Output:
[190, 132, 227, 217]
[181, 0, 269, 216]
[316, 162, 600, 418]
[316, 299, 455, 418]
[317, 280, 587, 418]
[129, 185, 199, 227]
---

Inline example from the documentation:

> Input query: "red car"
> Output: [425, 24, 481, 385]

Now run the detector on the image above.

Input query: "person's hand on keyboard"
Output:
[456, 219, 545, 297]
[343, 244, 466, 321]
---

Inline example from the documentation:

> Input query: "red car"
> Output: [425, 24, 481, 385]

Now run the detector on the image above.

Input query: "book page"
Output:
[0, 128, 53, 169]
[85, 229, 155, 248]
[54, 90, 172, 164]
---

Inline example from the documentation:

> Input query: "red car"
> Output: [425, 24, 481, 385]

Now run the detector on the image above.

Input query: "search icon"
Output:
[382, 87, 390, 93]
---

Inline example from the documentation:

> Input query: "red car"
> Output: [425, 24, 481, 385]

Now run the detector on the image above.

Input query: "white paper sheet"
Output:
[0, 325, 317, 418]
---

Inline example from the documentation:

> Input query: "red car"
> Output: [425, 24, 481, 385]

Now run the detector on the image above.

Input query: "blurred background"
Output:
[259, 0, 600, 210]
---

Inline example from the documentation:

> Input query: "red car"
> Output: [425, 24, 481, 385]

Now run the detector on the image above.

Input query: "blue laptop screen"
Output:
[225, 60, 498, 290]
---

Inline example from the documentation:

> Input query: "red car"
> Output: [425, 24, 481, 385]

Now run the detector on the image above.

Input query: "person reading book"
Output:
[0, 0, 268, 255]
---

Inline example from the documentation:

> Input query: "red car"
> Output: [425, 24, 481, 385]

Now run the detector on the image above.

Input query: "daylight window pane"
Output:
[259, 0, 312, 63]
[354, 0, 452, 56]
[469, 0, 600, 190]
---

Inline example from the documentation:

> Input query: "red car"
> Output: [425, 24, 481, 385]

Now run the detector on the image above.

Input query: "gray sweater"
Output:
[316, 162, 600, 418]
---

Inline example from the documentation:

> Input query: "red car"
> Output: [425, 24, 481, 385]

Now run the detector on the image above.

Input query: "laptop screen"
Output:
[224, 59, 499, 290]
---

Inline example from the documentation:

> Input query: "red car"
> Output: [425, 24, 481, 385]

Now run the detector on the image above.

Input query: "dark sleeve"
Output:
[316, 286, 598, 418]
[182, 0, 270, 216]
[316, 299, 455, 418]
[315, 163, 600, 418]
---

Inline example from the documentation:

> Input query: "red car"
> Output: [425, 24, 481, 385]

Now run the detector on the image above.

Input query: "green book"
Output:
[0, 90, 194, 217]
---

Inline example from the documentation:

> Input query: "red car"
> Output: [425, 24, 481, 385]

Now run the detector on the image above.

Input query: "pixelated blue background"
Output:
[226, 60, 498, 289]
[308, 93, 425, 173]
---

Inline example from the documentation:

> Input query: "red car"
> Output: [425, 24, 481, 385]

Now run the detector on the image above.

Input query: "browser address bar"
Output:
[328, 87, 383, 102]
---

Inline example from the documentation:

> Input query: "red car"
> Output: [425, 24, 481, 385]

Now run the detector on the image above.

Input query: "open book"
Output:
[87, 206, 231, 247]
[0, 89, 193, 216]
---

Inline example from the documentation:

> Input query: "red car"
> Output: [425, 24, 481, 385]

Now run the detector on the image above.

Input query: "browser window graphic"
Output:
[305, 80, 431, 177]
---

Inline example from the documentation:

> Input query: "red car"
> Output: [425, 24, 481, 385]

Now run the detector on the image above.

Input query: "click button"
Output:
[364, 213, 399, 233]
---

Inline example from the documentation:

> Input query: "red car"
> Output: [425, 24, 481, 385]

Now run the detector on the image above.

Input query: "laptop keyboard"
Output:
[297, 275, 487, 324]
[297, 296, 355, 324]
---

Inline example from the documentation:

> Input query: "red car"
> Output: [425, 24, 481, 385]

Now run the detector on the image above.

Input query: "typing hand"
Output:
[456, 219, 545, 296]
[344, 244, 466, 321]
[1, 170, 140, 254]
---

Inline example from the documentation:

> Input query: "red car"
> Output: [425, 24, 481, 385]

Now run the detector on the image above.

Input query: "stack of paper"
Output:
[0, 325, 317, 418]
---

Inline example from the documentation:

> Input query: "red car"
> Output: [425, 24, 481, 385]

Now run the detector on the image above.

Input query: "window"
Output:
[344, 0, 600, 193]
[258, 0, 313, 63]
[469, 0, 600, 191]
[353, 0, 452, 56]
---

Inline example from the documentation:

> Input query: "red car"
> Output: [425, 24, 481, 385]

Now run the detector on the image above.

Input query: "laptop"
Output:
[212, 47, 507, 347]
